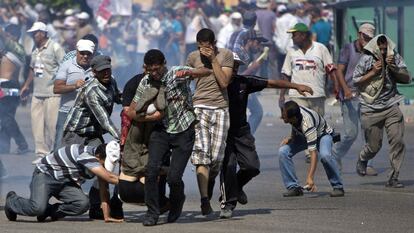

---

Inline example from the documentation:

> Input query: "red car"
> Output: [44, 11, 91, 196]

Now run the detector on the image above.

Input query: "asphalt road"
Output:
[1, 91, 413, 233]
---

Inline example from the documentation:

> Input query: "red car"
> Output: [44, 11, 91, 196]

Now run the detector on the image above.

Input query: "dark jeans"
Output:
[6, 169, 89, 218]
[145, 124, 195, 218]
[0, 95, 28, 153]
[118, 176, 168, 205]
[220, 125, 260, 209]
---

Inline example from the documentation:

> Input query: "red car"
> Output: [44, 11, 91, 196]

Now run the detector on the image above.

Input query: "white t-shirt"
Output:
[274, 13, 297, 54]
[282, 42, 334, 98]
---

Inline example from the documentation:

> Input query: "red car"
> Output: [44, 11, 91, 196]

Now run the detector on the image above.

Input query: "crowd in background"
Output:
[0, 0, 334, 87]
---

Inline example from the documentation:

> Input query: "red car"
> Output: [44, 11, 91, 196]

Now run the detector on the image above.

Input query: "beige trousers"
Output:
[289, 97, 326, 116]
[31, 96, 60, 156]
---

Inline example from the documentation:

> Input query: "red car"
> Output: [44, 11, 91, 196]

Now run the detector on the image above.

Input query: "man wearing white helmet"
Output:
[21, 21, 66, 164]
[53, 39, 95, 151]
[219, 52, 313, 219]
[4, 143, 121, 223]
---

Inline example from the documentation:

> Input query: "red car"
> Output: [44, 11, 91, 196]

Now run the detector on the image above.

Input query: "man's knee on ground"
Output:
[72, 197, 90, 215]
[29, 202, 48, 216]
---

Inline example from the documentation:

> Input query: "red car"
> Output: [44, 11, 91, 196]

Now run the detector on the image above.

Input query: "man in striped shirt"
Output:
[4, 143, 120, 222]
[279, 100, 344, 197]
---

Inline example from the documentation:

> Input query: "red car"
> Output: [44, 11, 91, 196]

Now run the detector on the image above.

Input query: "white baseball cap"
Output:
[104, 141, 120, 172]
[230, 12, 242, 19]
[76, 12, 90, 20]
[27, 22, 48, 33]
[76, 39, 95, 53]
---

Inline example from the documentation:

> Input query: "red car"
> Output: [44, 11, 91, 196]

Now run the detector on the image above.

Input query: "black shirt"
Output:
[228, 75, 267, 132]
[122, 73, 145, 106]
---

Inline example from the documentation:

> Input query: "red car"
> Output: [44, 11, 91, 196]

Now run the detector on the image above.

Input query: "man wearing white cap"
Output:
[52, 39, 95, 151]
[217, 12, 242, 48]
[333, 23, 378, 175]
[4, 143, 121, 223]
[274, 4, 298, 73]
[76, 12, 93, 41]
[21, 22, 66, 164]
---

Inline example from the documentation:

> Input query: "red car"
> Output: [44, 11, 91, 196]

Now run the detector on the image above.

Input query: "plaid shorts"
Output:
[191, 107, 230, 168]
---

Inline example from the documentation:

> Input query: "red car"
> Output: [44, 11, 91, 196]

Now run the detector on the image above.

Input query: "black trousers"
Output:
[220, 125, 260, 209]
[0, 80, 28, 153]
[145, 124, 195, 218]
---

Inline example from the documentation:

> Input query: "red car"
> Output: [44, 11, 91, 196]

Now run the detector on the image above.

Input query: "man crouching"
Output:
[4, 143, 120, 222]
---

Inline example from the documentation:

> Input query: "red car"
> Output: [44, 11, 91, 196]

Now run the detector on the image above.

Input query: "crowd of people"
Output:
[0, 0, 412, 227]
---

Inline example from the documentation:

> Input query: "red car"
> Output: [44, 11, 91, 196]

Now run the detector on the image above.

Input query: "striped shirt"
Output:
[63, 77, 121, 139]
[293, 106, 333, 151]
[132, 66, 196, 134]
[36, 144, 101, 183]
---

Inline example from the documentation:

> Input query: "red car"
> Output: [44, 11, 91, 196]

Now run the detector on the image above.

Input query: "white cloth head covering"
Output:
[104, 141, 120, 172]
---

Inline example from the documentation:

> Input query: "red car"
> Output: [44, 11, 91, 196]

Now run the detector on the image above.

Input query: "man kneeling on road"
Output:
[279, 100, 344, 197]
[4, 143, 122, 223]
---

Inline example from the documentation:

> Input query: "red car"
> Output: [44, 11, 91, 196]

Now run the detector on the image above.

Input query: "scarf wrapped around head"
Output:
[359, 34, 396, 104]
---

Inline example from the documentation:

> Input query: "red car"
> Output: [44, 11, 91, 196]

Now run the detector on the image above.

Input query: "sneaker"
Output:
[366, 166, 378, 176]
[330, 188, 345, 197]
[237, 190, 248, 205]
[385, 179, 404, 188]
[142, 214, 158, 226]
[167, 195, 186, 223]
[200, 199, 213, 216]
[356, 158, 368, 176]
[5, 191, 17, 221]
[283, 187, 304, 197]
[219, 207, 233, 219]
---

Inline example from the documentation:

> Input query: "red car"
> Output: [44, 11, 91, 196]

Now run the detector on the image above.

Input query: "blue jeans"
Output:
[278, 134, 343, 190]
[53, 111, 68, 151]
[332, 98, 373, 166]
[6, 169, 89, 218]
[247, 93, 263, 135]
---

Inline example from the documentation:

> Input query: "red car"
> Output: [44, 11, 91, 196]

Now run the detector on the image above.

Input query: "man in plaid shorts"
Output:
[187, 28, 234, 215]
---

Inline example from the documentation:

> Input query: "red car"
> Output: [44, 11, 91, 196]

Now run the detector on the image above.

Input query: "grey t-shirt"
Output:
[337, 41, 362, 99]
[55, 57, 92, 112]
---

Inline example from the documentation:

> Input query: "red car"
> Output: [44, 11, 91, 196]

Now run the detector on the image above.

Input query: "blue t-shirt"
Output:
[311, 19, 332, 47]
